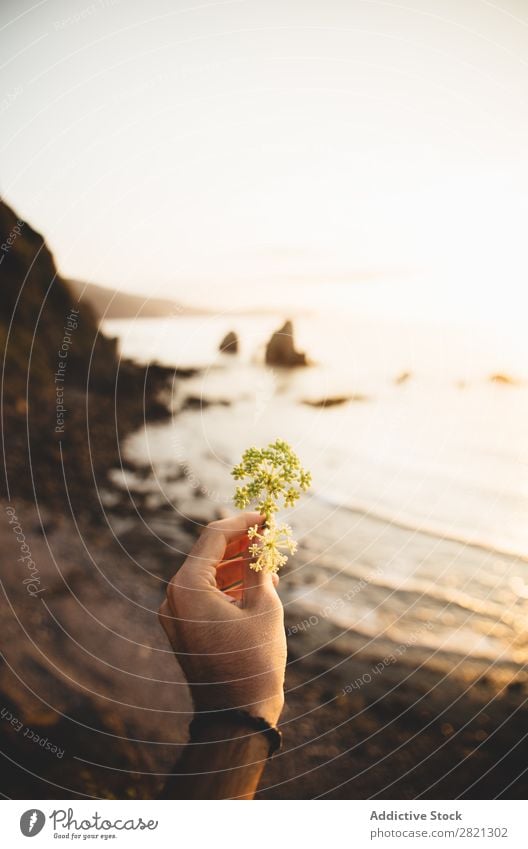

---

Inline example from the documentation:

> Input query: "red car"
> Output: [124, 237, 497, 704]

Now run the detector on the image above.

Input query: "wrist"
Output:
[190, 688, 284, 726]
[246, 694, 284, 726]
[189, 709, 282, 759]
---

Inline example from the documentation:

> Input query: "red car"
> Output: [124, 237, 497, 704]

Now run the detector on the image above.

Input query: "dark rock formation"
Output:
[0, 199, 109, 394]
[302, 394, 369, 408]
[0, 198, 171, 511]
[181, 395, 231, 411]
[0, 201, 185, 798]
[265, 320, 307, 367]
[174, 366, 202, 379]
[219, 330, 238, 354]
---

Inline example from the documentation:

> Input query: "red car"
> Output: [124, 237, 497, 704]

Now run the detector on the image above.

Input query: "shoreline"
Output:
[2, 358, 527, 799]
[261, 606, 528, 799]
[1, 488, 527, 799]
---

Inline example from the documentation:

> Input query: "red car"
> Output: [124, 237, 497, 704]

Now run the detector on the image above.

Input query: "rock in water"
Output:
[219, 330, 238, 354]
[265, 320, 307, 367]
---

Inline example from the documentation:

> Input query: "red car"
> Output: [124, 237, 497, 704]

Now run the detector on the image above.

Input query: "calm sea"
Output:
[102, 311, 528, 667]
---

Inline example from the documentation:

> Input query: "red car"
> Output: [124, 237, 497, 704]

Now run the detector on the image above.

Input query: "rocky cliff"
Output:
[0, 199, 169, 512]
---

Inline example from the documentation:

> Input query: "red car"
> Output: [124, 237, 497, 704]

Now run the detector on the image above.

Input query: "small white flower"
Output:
[247, 520, 298, 574]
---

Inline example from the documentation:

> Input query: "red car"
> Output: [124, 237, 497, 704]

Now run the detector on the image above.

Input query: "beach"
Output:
[1, 494, 526, 799]
[2, 0, 528, 809]
[112, 312, 528, 664]
[2, 307, 528, 798]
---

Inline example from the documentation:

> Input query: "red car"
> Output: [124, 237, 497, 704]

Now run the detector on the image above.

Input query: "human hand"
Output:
[159, 513, 286, 725]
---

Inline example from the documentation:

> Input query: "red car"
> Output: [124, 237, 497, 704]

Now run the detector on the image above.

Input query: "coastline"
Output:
[263, 623, 528, 799]
[1, 250, 526, 799]
[2, 474, 527, 799]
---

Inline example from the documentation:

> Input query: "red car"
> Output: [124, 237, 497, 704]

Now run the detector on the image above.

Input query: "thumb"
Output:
[242, 555, 276, 609]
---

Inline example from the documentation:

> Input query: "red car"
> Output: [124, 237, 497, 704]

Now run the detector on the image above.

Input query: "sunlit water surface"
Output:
[103, 312, 528, 666]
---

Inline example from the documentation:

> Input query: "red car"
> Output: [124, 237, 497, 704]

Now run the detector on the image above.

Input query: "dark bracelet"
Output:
[189, 709, 282, 757]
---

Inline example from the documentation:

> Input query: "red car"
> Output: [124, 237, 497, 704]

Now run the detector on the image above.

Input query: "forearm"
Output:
[160, 718, 271, 800]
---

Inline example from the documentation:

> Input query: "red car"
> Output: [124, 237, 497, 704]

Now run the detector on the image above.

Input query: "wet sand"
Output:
[1, 493, 527, 799]
[262, 607, 528, 798]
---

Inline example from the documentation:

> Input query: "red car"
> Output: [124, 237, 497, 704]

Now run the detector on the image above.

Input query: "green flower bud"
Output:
[231, 440, 311, 573]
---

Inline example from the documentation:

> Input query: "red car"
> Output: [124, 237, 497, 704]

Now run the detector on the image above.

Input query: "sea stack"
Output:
[219, 330, 238, 354]
[265, 319, 307, 367]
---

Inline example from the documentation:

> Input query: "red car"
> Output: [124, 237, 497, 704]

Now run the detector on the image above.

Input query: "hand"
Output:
[159, 513, 286, 725]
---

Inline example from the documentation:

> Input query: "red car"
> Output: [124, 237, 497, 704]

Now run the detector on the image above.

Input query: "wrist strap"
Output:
[190, 709, 282, 757]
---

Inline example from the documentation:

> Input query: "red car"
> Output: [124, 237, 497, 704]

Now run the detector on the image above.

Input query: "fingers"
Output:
[224, 533, 251, 560]
[166, 513, 265, 615]
[242, 556, 278, 609]
[218, 555, 279, 604]
[197, 512, 265, 549]
[216, 556, 245, 602]
[216, 558, 245, 589]
[176, 513, 264, 588]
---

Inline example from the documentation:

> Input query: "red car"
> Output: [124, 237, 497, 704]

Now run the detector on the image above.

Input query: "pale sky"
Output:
[1, 0, 528, 317]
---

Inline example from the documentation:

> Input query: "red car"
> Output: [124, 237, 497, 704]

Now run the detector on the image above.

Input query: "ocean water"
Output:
[103, 311, 528, 667]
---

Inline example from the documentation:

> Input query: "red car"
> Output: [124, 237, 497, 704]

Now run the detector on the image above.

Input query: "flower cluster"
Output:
[232, 439, 311, 574]
[232, 439, 311, 521]
[247, 523, 298, 574]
